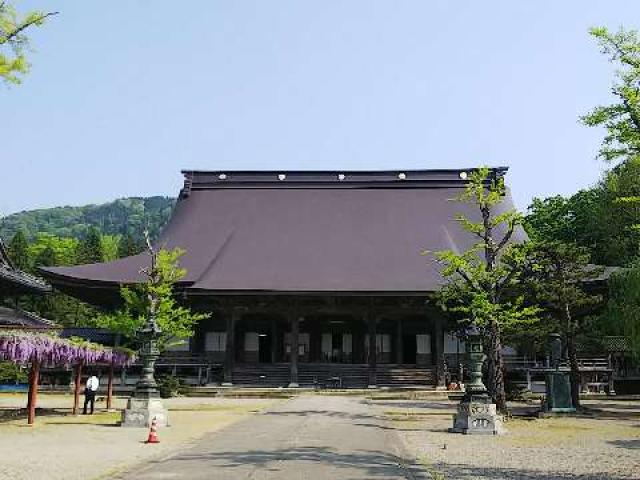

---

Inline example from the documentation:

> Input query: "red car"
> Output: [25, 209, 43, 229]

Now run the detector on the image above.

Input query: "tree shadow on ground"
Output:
[138, 446, 420, 479]
[367, 400, 455, 410]
[577, 407, 640, 422]
[264, 409, 379, 422]
[607, 438, 640, 449]
[582, 402, 640, 411]
[0, 407, 67, 423]
[437, 463, 636, 480]
[0, 407, 118, 426]
[353, 422, 425, 432]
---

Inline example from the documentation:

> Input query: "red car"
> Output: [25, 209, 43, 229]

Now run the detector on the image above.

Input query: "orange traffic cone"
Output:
[146, 416, 160, 444]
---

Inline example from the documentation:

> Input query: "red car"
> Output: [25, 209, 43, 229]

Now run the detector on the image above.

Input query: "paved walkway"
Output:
[117, 395, 422, 479]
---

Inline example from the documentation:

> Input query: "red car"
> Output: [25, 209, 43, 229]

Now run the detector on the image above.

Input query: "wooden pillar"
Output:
[289, 314, 299, 387]
[72, 362, 83, 415]
[433, 317, 445, 389]
[367, 313, 377, 388]
[395, 319, 403, 364]
[223, 309, 238, 385]
[27, 360, 40, 425]
[608, 354, 616, 396]
[106, 360, 114, 410]
[271, 318, 278, 364]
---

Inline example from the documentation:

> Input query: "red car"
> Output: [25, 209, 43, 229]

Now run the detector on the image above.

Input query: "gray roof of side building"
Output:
[0, 238, 51, 295]
[0, 306, 58, 330]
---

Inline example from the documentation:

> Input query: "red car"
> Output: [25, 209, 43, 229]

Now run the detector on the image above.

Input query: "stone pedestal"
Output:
[543, 371, 575, 413]
[450, 395, 503, 435]
[121, 397, 169, 428]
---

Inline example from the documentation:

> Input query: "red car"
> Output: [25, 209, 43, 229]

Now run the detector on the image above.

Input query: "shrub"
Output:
[157, 374, 182, 398]
[0, 361, 28, 384]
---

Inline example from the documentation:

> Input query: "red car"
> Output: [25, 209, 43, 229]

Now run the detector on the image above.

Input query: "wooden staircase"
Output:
[376, 365, 436, 387]
[232, 364, 291, 387]
[232, 363, 436, 388]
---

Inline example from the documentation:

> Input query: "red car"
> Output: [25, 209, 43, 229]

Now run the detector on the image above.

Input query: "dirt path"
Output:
[116, 395, 423, 479]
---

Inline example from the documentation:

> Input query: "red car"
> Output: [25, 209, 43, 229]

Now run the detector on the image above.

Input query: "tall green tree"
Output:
[117, 233, 143, 258]
[582, 26, 640, 165]
[430, 167, 539, 412]
[581, 26, 640, 257]
[523, 241, 603, 409]
[601, 264, 640, 361]
[28, 233, 78, 267]
[525, 185, 637, 266]
[97, 240, 208, 351]
[33, 245, 56, 267]
[7, 229, 30, 270]
[76, 226, 103, 264]
[0, 2, 57, 84]
[101, 234, 120, 261]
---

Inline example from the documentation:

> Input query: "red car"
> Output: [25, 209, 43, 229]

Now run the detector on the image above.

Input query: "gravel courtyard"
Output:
[0, 393, 279, 480]
[1, 392, 638, 479]
[374, 397, 640, 480]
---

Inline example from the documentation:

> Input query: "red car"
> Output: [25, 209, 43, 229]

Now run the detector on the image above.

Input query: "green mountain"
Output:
[0, 197, 176, 242]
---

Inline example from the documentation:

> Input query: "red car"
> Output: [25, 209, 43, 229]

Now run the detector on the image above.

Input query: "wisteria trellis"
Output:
[0, 331, 135, 367]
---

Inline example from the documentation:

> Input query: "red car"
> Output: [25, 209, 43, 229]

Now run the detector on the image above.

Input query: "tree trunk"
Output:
[566, 334, 581, 409]
[72, 362, 83, 415]
[486, 323, 507, 412]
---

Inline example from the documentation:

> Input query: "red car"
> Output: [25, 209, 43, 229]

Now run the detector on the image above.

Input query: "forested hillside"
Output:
[0, 197, 175, 242]
[0, 196, 175, 327]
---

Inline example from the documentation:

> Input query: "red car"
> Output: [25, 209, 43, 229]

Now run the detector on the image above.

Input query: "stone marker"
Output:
[541, 333, 575, 414]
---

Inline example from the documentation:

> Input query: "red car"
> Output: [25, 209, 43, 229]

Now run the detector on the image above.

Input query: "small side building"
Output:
[0, 238, 54, 331]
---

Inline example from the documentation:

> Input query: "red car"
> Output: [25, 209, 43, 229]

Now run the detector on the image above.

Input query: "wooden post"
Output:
[27, 360, 40, 425]
[223, 309, 239, 385]
[271, 318, 278, 364]
[106, 360, 114, 410]
[395, 319, 403, 364]
[289, 314, 299, 388]
[72, 362, 83, 415]
[367, 313, 377, 388]
[433, 317, 445, 389]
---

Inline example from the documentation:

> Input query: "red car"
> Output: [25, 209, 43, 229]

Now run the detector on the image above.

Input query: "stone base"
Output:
[288, 382, 299, 388]
[121, 397, 169, 428]
[544, 371, 575, 412]
[450, 400, 504, 435]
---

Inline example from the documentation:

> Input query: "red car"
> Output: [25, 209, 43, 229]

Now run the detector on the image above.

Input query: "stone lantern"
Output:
[121, 313, 169, 427]
[450, 325, 503, 435]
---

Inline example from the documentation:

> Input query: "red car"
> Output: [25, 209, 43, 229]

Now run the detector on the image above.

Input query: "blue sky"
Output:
[2, 1, 638, 216]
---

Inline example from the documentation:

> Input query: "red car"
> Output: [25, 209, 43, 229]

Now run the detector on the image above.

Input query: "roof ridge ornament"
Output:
[180, 167, 509, 191]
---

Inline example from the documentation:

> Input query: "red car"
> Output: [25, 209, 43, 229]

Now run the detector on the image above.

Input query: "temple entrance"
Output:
[258, 333, 271, 363]
[402, 334, 417, 364]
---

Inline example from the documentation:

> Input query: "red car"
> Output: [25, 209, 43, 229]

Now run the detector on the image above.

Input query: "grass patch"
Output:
[43, 411, 121, 425]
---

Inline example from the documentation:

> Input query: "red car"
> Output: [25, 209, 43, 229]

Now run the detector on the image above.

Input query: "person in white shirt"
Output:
[83, 374, 99, 415]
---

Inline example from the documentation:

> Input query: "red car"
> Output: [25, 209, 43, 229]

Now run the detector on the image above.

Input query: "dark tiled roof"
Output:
[42, 168, 524, 295]
[0, 306, 57, 329]
[60, 327, 119, 345]
[0, 238, 51, 295]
